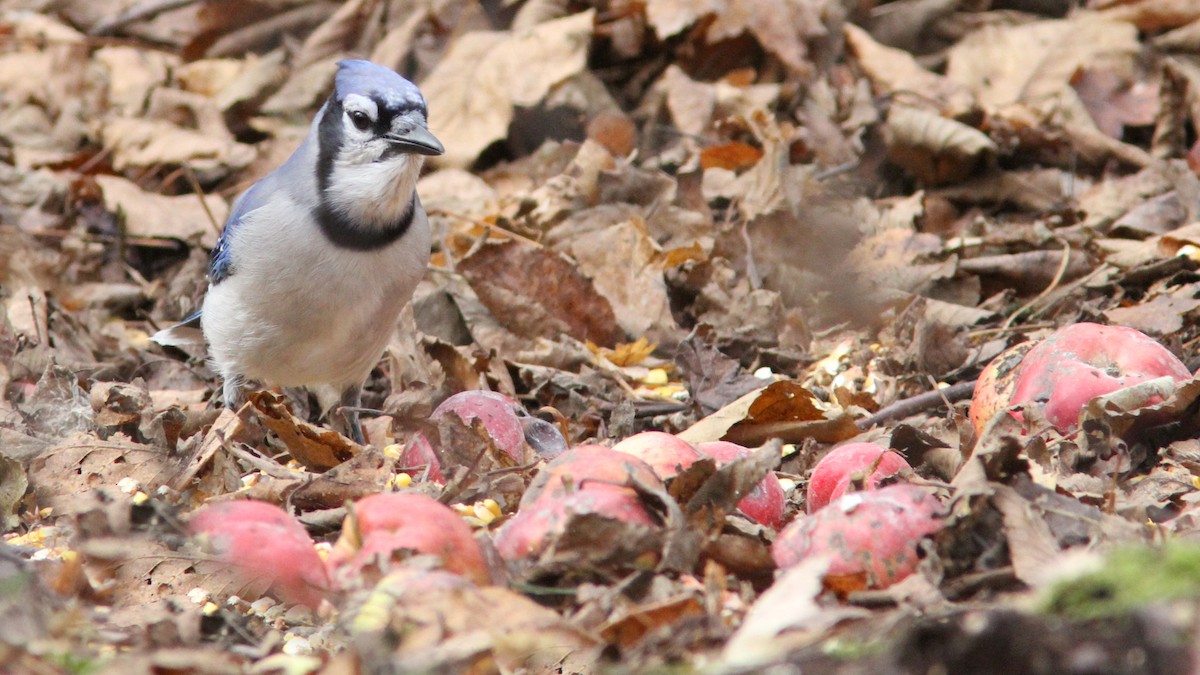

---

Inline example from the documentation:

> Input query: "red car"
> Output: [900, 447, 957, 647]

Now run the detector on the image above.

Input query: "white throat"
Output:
[326, 155, 423, 227]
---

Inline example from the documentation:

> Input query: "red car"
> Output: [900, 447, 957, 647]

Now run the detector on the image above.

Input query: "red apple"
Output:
[494, 445, 662, 560]
[971, 323, 1192, 433]
[398, 433, 446, 483]
[328, 493, 489, 586]
[189, 501, 329, 608]
[696, 440, 787, 528]
[611, 431, 703, 480]
[520, 444, 662, 506]
[434, 390, 526, 462]
[773, 484, 943, 591]
[806, 442, 911, 513]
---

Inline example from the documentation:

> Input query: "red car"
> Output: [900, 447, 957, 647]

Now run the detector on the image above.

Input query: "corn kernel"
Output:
[644, 368, 669, 385]
[382, 444, 403, 460]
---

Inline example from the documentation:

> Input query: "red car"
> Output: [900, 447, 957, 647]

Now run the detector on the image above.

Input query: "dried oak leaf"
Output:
[679, 381, 860, 446]
[422, 11, 594, 168]
[458, 239, 624, 348]
[251, 390, 357, 471]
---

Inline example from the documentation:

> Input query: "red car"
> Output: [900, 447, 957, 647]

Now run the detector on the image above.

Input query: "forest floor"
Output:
[4, 0, 1200, 673]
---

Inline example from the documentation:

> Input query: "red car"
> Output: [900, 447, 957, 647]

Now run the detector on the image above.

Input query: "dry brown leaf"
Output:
[844, 23, 976, 116]
[1103, 289, 1200, 336]
[678, 381, 860, 446]
[992, 484, 1065, 587]
[457, 239, 625, 348]
[94, 175, 225, 247]
[709, 0, 819, 75]
[700, 142, 764, 171]
[1097, 0, 1200, 32]
[946, 15, 1139, 110]
[100, 116, 255, 172]
[295, 0, 378, 68]
[722, 555, 869, 669]
[349, 569, 600, 672]
[558, 218, 676, 343]
[885, 105, 996, 185]
[93, 46, 176, 115]
[645, 0, 713, 39]
[662, 65, 717, 137]
[251, 391, 358, 471]
[28, 434, 174, 515]
[422, 11, 595, 168]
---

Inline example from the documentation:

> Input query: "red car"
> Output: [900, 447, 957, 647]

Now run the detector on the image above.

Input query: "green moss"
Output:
[1043, 542, 1200, 619]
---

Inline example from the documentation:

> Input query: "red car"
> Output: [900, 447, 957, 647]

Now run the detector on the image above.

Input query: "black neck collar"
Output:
[313, 197, 417, 251]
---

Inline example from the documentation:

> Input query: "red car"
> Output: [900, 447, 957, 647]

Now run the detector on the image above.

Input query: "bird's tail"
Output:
[151, 310, 205, 351]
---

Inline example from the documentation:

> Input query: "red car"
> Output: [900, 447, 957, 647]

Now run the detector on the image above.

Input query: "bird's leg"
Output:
[222, 377, 248, 411]
[337, 385, 365, 445]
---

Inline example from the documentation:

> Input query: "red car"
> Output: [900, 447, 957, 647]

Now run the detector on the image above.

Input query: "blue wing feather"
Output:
[209, 180, 269, 285]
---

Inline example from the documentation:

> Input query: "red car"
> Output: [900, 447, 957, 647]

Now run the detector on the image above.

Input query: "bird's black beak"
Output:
[385, 126, 444, 156]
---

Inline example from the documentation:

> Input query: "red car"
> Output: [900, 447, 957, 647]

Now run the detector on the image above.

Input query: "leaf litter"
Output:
[3, 0, 1200, 672]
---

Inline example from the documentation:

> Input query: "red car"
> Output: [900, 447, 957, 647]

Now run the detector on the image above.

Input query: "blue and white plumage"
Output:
[154, 60, 443, 443]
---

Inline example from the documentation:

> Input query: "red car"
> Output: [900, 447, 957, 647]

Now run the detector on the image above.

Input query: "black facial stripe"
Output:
[312, 196, 418, 251]
[316, 93, 343, 194]
[369, 94, 427, 134]
[371, 95, 393, 136]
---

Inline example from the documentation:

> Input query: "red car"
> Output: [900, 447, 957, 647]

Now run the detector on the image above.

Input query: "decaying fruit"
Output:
[773, 484, 943, 592]
[611, 431, 703, 479]
[970, 323, 1192, 433]
[494, 445, 661, 560]
[189, 500, 329, 608]
[328, 493, 489, 585]
[806, 442, 911, 513]
[697, 440, 787, 528]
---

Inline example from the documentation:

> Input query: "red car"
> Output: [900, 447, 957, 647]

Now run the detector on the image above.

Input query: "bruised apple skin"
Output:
[189, 500, 330, 609]
[611, 431, 703, 479]
[433, 390, 526, 461]
[806, 442, 911, 514]
[327, 493, 489, 586]
[399, 390, 528, 483]
[494, 445, 661, 560]
[398, 433, 447, 483]
[696, 440, 787, 528]
[772, 484, 943, 591]
[969, 340, 1035, 435]
[971, 323, 1192, 434]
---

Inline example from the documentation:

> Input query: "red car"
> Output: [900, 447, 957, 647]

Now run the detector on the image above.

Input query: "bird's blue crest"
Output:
[334, 60, 425, 112]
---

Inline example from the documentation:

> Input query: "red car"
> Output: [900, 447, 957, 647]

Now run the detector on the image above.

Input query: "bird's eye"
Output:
[348, 109, 372, 131]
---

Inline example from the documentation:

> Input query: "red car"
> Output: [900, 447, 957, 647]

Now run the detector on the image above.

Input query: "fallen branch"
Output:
[856, 380, 977, 429]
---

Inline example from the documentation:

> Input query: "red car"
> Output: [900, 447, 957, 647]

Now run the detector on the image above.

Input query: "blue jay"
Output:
[154, 60, 443, 444]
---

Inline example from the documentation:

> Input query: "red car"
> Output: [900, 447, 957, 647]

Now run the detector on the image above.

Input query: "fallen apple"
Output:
[970, 323, 1192, 433]
[398, 433, 446, 483]
[433, 390, 527, 462]
[494, 445, 661, 560]
[189, 500, 329, 609]
[773, 484, 943, 592]
[611, 431, 703, 480]
[328, 493, 489, 586]
[806, 442, 911, 513]
[696, 440, 787, 528]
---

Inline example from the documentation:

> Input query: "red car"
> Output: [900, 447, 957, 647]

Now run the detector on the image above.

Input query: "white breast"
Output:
[200, 195, 431, 392]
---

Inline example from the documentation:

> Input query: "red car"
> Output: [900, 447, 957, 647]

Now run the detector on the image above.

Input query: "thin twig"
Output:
[182, 163, 223, 235]
[1001, 239, 1071, 330]
[855, 380, 977, 429]
[431, 208, 545, 249]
